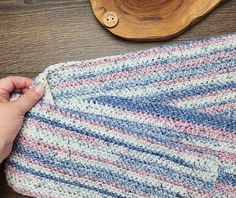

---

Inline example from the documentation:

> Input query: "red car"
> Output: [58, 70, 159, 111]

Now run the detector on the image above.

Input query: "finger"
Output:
[0, 76, 34, 92]
[0, 96, 8, 102]
[14, 88, 29, 94]
[15, 89, 23, 93]
[14, 84, 45, 114]
[22, 88, 29, 94]
[0, 76, 34, 100]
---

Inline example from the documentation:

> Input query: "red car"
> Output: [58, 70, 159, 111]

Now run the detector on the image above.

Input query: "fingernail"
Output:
[34, 84, 45, 94]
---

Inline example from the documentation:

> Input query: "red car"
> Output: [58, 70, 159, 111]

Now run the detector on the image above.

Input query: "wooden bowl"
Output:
[90, 0, 224, 41]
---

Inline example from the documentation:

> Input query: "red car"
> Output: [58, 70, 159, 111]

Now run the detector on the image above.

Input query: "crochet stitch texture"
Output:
[5, 34, 236, 198]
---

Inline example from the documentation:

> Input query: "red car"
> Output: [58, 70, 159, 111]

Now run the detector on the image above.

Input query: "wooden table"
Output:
[0, 0, 235, 197]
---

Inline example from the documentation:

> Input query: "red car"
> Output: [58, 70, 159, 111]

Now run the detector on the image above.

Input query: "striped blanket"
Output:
[5, 34, 236, 198]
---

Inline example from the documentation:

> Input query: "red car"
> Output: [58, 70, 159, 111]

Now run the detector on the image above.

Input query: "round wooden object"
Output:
[90, 0, 224, 41]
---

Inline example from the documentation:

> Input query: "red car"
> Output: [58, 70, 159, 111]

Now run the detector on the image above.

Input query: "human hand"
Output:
[0, 76, 45, 163]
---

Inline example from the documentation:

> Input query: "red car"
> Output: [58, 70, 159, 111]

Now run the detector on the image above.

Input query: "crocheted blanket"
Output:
[5, 34, 236, 198]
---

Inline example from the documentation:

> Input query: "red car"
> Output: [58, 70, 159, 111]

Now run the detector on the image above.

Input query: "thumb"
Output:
[15, 84, 45, 114]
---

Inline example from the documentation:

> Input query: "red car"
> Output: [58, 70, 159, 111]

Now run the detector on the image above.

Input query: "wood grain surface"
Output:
[0, 0, 235, 197]
[91, 0, 225, 41]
